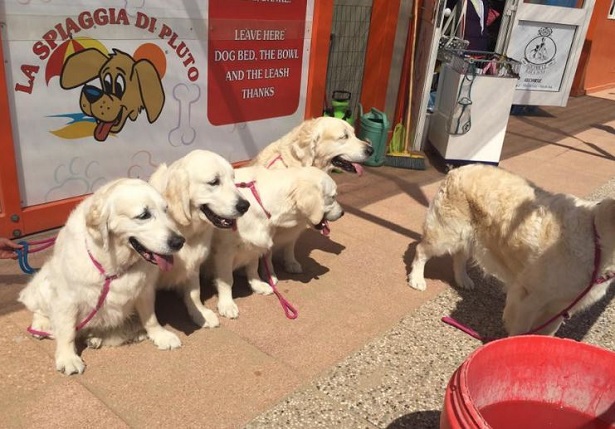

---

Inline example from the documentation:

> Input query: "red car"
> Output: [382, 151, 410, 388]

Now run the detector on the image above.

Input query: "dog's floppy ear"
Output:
[134, 59, 165, 123]
[148, 163, 168, 192]
[164, 167, 192, 226]
[85, 186, 112, 251]
[294, 180, 325, 225]
[289, 120, 317, 166]
[61, 48, 109, 89]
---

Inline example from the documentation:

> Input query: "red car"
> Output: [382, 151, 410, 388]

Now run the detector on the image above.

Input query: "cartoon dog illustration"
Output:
[60, 48, 165, 141]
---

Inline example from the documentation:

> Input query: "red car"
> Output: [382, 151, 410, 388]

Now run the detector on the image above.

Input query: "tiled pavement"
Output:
[1, 89, 614, 428]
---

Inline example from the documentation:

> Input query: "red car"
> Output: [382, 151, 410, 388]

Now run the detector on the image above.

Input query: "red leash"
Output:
[27, 245, 117, 338]
[442, 222, 614, 341]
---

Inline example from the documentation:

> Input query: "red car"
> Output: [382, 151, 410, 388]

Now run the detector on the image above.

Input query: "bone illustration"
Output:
[168, 83, 200, 146]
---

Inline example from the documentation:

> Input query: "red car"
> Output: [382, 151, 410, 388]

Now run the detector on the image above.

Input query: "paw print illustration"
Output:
[127, 151, 159, 180]
[45, 157, 107, 201]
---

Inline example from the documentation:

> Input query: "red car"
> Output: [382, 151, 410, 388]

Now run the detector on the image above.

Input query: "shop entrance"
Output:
[495, 0, 596, 106]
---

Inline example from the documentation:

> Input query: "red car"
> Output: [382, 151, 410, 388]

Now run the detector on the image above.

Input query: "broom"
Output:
[384, 0, 426, 170]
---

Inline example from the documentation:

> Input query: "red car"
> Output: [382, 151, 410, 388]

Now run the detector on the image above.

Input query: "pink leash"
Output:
[442, 222, 614, 342]
[27, 246, 117, 338]
[261, 253, 298, 320]
[266, 155, 284, 169]
[235, 180, 298, 319]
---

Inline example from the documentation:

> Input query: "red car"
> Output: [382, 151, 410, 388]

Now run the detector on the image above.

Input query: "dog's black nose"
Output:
[83, 85, 103, 103]
[236, 199, 250, 214]
[168, 234, 185, 251]
[365, 145, 374, 156]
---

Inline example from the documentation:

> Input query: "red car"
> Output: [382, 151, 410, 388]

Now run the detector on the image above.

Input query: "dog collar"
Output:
[235, 180, 271, 219]
[266, 155, 285, 169]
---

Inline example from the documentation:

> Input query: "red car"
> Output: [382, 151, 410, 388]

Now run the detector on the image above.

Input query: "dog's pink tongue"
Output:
[321, 220, 330, 237]
[353, 163, 364, 176]
[154, 254, 174, 272]
[95, 121, 114, 141]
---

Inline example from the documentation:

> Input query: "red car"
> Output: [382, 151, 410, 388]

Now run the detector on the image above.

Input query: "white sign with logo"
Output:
[508, 22, 576, 92]
[1, 0, 313, 206]
[496, 0, 595, 106]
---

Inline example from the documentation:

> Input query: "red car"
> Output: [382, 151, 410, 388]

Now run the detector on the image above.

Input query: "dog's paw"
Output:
[457, 276, 475, 290]
[30, 313, 53, 339]
[200, 309, 220, 329]
[188, 308, 220, 329]
[85, 336, 103, 349]
[408, 273, 427, 291]
[55, 353, 85, 375]
[284, 260, 303, 274]
[149, 329, 182, 350]
[134, 332, 149, 343]
[218, 299, 239, 319]
[250, 280, 274, 295]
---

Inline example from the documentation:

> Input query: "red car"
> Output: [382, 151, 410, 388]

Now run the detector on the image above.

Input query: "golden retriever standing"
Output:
[209, 166, 344, 319]
[408, 164, 615, 336]
[149, 150, 250, 329]
[19, 178, 185, 375]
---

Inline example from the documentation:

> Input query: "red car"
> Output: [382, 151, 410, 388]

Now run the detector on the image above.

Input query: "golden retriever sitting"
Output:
[19, 178, 185, 375]
[249, 116, 374, 173]
[209, 166, 344, 319]
[408, 164, 615, 336]
[249, 116, 371, 277]
[60, 48, 164, 141]
[149, 150, 250, 329]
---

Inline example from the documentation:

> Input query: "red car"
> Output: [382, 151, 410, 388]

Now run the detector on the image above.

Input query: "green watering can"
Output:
[358, 104, 390, 167]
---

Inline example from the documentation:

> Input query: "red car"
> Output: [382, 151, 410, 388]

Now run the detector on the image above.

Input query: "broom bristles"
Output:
[384, 151, 426, 170]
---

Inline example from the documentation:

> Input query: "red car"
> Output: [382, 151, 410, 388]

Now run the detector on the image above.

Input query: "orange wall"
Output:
[572, 0, 615, 94]
[360, 0, 401, 111]
[305, 0, 334, 117]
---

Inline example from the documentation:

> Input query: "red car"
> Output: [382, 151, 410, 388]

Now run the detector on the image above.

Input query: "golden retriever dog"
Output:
[149, 150, 250, 328]
[209, 166, 344, 319]
[60, 48, 164, 141]
[249, 116, 374, 173]
[18, 178, 185, 375]
[249, 116, 371, 277]
[408, 164, 615, 336]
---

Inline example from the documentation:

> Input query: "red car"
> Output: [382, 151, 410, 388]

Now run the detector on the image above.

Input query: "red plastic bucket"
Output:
[441, 336, 615, 429]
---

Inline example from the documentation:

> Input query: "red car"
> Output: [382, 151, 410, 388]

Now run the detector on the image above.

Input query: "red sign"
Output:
[208, 0, 307, 125]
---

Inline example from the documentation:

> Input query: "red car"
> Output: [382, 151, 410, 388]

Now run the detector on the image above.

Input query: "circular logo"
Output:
[525, 35, 556, 65]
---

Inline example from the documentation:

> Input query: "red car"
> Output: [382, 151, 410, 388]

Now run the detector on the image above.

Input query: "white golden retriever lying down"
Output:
[209, 166, 344, 319]
[408, 164, 615, 336]
[249, 116, 374, 173]
[149, 150, 250, 330]
[19, 178, 185, 375]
